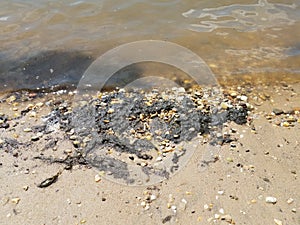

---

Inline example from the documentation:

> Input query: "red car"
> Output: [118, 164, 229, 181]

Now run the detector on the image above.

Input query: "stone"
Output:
[265, 196, 277, 204]
[274, 219, 283, 225]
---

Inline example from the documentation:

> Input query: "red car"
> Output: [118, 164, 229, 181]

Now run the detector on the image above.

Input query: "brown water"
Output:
[1, 0, 300, 92]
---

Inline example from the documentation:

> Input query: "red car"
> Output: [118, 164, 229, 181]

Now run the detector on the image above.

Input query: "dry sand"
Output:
[0, 82, 299, 225]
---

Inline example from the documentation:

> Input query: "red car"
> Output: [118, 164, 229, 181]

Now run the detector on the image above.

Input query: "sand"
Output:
[0, 82, 299, 225]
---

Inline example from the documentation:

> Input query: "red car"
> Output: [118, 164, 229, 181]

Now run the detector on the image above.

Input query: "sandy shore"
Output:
[0, 82, 299, 225]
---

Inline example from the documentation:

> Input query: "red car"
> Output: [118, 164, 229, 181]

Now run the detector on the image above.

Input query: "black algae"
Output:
[43, 89, 249, 184]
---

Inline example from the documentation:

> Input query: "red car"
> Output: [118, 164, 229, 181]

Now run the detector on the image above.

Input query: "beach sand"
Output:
[0, 82, 299, 225]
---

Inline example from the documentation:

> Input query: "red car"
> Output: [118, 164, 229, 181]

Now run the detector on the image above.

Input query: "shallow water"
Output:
[0, 0, 300, 92]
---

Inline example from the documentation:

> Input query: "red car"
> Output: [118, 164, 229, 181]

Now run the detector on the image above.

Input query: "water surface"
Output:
[1, 0, 300, 92]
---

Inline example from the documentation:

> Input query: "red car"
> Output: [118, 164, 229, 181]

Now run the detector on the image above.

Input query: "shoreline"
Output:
[0, 82, 299, 224]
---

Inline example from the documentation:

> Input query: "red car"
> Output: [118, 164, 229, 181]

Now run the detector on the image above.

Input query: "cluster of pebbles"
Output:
[37, 86, 249, 185]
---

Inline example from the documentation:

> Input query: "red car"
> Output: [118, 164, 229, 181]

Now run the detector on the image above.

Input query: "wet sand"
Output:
[0, 82, 299, 225]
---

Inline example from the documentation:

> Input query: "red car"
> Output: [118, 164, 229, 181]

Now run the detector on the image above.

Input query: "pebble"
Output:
[272, 108, 283, 115]
[226, 157, 233, 162]
[238, 95, 248, 101]
[64, 149, 72, 154]
[94, 174, 101, 182]
[286, 116, 296, 122]
[31, 136, 40, 141]
[171, 205, 177, 214]
[6, 95, 16, 103]
[274, 218, 283, 225]
[23, 128, 32, 132]
[230, 91, 237, 97]
[221, 214, 233, 223]
[0, 139, 4, 145]
[30, 111, 37, 117]
[179, 199, 187, 211]
[218, 190, 225, 195]
[150, 194, 157, 201]
[69, 135, 77, 140]
[221, 102, 229, 109]
[156, 156, 162, 162]
[11, 197, 20, 204]
[265, 196, 277, 204]
[286, 198, 294, 204]
[36, 102, 44, 107]
[107, 108, 115, 114]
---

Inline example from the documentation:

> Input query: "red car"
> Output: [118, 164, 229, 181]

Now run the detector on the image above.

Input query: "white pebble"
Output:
[94, 174, 101, 182]
[219, 208, 225, 214]
[274, 218, 283, 225]
[171, 205, 177, 214]
[287, 198, 294, 204]
[265, 196, 277, 204]
[156, 156, 162, 162]
[150, 194, 157, 201]
[214, 214, 220, 219]
[217, 190, 224, 195]
[238, 95, 248, 101]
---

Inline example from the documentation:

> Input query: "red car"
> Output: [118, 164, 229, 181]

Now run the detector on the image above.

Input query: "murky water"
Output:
[0, 0, 300, 92]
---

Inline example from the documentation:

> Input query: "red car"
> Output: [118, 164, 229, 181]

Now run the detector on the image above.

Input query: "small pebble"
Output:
[272, 108, 283, 115]
[11, 198, 20, 204]
[36, 102, 44, 107]
[221, 102, 229, 109]
[64, 149, 72, 154]
[69, 135, 77, 140]
[31, 136, 40, 141]
[218, 190, 225, 195]
[107, 108, 115, 114]
[282, 122, 290, 127]
[238, 95, 248, 101]
[30, 112, 37, 117]
[171, 205, 177, 213]
[230, 91, 237, 97]
[226, 157, 233, 162]
[265, 196, 277, 204]
[274, 218, 283, 225]
[94, 174, 101, 182]
[156, 156, 162, 162]
[23, 128, 32, 132]
[287, 198, 294, 204]
[150, 194, 157, 201]
[221, 214, 233, 223]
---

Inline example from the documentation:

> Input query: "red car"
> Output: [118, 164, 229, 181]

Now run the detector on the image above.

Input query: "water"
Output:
[0, 0, 300, 92]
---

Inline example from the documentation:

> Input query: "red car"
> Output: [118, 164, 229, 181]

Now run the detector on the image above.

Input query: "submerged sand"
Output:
[0, 82, 299, 225]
